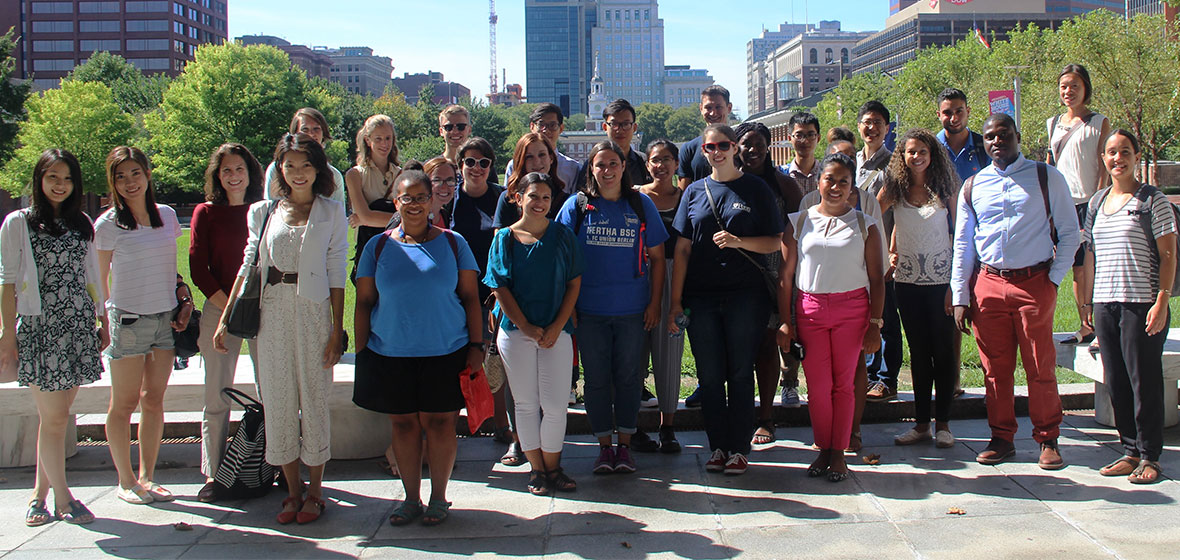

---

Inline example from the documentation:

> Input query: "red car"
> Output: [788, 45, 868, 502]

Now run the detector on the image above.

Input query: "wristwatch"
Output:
[868, 318, 884, 328]
[468, 341, 487, 352]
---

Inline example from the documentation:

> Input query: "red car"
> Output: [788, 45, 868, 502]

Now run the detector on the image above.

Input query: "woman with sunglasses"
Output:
[452, 138, 503, 289]
[345, 114, 401, 283]
[669, 124, 783, 476]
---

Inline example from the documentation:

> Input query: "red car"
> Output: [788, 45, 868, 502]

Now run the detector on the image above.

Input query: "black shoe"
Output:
[630, 429, 660, 453]
[198, 481, 219, 503]
[641, 387, 659, 408]
[685, 386, 703, 408]
[658, 425, 681, 454]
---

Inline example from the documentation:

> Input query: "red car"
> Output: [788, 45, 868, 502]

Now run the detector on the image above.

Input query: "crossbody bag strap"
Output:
[1036, 162, 1059, 244]
[1049, 113, 1095, 167]
[253, 200, 280, 267]
[703, 177, 770, 273]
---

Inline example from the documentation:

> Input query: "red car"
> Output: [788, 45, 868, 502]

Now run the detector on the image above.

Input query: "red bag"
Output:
[459, 366, 494, 434]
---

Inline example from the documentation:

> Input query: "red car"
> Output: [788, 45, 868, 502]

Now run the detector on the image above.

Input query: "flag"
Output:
[975, 28, 991, 49]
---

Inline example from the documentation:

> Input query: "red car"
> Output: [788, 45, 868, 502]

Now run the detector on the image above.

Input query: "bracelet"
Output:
[1079, 303, 1092, 308]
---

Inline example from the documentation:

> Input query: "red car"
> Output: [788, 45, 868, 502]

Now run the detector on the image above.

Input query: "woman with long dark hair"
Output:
[1, 149, 105, 525]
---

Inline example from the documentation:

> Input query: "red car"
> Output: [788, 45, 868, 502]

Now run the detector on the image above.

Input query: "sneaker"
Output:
[935, 430, 955, 448]
[641, 387, 659, 408]
[630, 430, 660, 453]
[780, 386, 801, 408]
[613, 446, 637, 473]
[894, 428, 932, 445]
[568, 389, 577, 406]
[658, 425, 681, 454]
[685, 386, 703, 408]
[724, 453, 749, 475]
[705, 449, 728, 472]
[866, 381, 897, 402]
[593, 446, 616, 474]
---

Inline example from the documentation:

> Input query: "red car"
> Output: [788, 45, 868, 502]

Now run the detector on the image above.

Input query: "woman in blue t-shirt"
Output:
[353, 169, 485, 527]
[669, 124, 785, 476]
[484, 172, 583, 495]
[556, 141, 668, 475]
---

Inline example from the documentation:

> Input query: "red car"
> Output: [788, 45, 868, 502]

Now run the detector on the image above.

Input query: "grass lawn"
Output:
[178, 229, 1180, 395]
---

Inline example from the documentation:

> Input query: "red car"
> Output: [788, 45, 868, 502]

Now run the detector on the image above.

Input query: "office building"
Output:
[323, 46, 393, 97]
[890, 0, 917, 15]
[746, 22, 819, 113]
[390, 71, 470, 105]
[662, 64, 713, 109]
[1045, 0, 1124, 15]
[1127, 0, 1179, 17]
[591, 0, 664, 106]
[2, 0, 229, 90]
[762, 21, 872, 109]
[524, 0, 597, 116]
[236, 35, 330, 80]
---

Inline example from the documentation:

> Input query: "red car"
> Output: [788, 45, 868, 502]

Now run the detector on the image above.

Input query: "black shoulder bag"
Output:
[225, 200, 279, 339]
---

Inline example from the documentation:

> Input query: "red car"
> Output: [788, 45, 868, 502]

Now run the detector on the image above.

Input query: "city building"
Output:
[1045, 0, 1124, 15]
[323, 46, 392, 97]
[1127, 0, 1179, 17]
[590, 0, 664, 106]
[662, 64, 713, 109]
[488, 83, 525, 107]
[853, 0, 1069, 76]
[746, 22, 819, 113]
[2, 0, 229, 90]
[890, 0, 917, 15]
[236, 34, 330, 80]
[524, 0, 597, 116]
[390, 71, 470, 105]
[762, 21, 872, 109]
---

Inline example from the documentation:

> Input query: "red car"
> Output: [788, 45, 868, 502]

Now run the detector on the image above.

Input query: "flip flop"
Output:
[1099, 456, 1139, 477]
[751, 421, 776, 446]
[1129, 460, 1163, 484]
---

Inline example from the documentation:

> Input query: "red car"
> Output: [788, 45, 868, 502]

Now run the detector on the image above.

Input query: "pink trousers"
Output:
[797, 289, 870, 450]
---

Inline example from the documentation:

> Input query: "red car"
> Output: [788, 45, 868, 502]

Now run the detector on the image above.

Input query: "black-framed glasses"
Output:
[791, 132, 819, 140]
[859, 119, 886, 128]
[442, 123, 468, 132]
[396, 193, 432, 205]
[606, 120, 634, 130]
[430, 177, 458, 187]
[532, 120, 561, 131]
[702, 141, 733, 153]
[462, 157, 492, 169]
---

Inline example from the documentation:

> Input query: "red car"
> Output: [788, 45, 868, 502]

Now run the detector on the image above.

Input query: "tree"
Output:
[400, 136, 445, 163]
[665, 105, 706, 142]
[1, 81, 134, 196]
[565, 113, 587, 132]
[65, 51, 169, 115]
[145, 43, 316, 192]
[467, 102, 513, 170]
[636, 102, 673, 148]
[0, 27, 31, 166]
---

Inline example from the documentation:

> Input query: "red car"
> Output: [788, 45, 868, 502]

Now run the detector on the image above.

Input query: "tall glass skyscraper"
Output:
[525, 0, 597, 116]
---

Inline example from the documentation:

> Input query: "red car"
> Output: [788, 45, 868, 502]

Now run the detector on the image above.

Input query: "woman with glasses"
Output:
[354, 169, 484, 525]
[669, 124, 783, 476]
[452, 138, 503, 287]
[345, 114, 401, 283]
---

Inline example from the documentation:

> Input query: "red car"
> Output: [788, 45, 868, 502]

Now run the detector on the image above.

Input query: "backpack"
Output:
[962, 161, 1058, 244]
[1085, 184, 1180, 297]
[572, 191, 649, 278]
[212, 388, 275, 499]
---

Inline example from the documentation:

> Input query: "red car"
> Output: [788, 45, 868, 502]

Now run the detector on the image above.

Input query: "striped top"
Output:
[95, 204, 182, 315]
[1085, 187, 1176, 303]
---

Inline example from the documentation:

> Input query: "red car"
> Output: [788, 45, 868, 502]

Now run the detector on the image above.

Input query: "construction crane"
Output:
[489, 0, 498, 95]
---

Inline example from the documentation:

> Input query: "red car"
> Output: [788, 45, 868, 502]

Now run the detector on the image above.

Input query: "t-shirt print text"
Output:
[585, 213, 638, 249]
[731, 202, 751, 213]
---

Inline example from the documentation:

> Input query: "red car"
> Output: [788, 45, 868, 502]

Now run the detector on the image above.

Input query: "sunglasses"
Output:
[396, 193, 432, 204]
[701, 141, 733, 154]
[442, 123, 469, 132]
[462, 157, 492, 169]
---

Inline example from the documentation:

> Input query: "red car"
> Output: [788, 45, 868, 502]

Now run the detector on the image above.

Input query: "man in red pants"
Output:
[950, 114, 1080, 469]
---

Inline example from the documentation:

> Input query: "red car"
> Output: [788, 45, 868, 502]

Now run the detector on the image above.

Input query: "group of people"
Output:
[1, 62, 1172, 531]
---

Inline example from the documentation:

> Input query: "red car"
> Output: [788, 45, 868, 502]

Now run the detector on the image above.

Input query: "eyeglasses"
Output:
[430, 177, 458, 187]
[791, 132, 818, 140]
[462, 157, 492, 169]
[701, 141, 733, 154]
[606, 120, 634, 130]
[442, 123, 468, 132]
[396, 193, 432, 205]
[649, 156, 676, 166]
[532, 120, 561, 131]
[859, 119, 887, 128]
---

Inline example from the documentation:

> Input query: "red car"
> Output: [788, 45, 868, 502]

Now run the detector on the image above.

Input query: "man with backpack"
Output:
[951, 114, 1080, 469]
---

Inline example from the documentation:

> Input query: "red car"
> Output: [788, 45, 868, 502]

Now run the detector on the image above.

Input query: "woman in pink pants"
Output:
[779, 152, 885, 482]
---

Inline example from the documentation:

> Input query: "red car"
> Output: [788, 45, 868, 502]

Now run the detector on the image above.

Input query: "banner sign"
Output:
[988, 90, 1016, 118]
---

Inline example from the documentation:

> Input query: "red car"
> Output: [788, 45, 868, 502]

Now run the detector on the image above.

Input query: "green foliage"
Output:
[636, 102, 674, 149]
[665, 105, 706, 142]
[0, 27, 31, 166]
[467, 103, 513, 171]
[1, 81, 134, 196]
[65, 51, 169, 115]
[565, 113, 587, 132]
[400, 136, 445, 163]
[145, 43, 317, 193]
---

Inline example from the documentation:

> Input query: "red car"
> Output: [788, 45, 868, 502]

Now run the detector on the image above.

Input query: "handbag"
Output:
[702, 178, 779, 307]
[459, 365, 495, 434]
[172, 307, 201, 359]
[225, 200, 279, 339]
[213, 388, 276, 499]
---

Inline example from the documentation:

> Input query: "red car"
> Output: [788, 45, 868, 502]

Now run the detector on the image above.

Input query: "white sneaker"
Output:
[568, 389, 577, 406]
[640, 387, 659, 408]
[780, 386, 801, 408]
[935, 430, 955, 448]
[894, 428, 932, 446]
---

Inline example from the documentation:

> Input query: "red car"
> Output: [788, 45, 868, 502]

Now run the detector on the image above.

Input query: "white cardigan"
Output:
[238, 196, 348, 303]
[0, 209, 104, 316]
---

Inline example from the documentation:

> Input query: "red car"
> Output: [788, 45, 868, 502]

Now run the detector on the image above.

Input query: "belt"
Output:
[266, 267, 298, 285]
[980, 259, 1051, 279]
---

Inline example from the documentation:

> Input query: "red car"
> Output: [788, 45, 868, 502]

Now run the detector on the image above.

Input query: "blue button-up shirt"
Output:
[937, 129, 986, 187]
[950, 155, 1080, 306]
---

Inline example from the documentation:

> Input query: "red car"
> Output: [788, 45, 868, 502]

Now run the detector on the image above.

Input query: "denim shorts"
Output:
[104, 308, 174, 360]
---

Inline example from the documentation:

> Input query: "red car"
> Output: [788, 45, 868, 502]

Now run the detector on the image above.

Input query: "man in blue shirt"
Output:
[951, 114, 1079, 470]
[935, 88, 989, 186]
[677, 85, 733, 189]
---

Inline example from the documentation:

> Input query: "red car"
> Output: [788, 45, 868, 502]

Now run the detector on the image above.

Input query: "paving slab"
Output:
[895, 510, 1116, 560]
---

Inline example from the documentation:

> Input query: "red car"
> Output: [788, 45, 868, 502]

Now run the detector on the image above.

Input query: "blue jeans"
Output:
[867, 280, 902, 388]
[577, 312, 646, 438]
[684, 289, 770, 455]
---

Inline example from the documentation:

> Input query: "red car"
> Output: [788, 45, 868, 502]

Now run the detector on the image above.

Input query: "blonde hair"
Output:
[355, 114, 400, 169]
[438, 104, 469, 124]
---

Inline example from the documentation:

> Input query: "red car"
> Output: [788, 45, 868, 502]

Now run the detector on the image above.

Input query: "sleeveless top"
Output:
[1048, 112, 1107, 203]
[355, 163, 401, 205]
[892, 196, 952, 285]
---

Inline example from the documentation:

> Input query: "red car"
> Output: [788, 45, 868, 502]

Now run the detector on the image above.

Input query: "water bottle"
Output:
[670, 310, 690, 339]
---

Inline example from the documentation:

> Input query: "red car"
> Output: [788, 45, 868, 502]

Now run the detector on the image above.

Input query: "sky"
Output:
[228, 0, 890, 119]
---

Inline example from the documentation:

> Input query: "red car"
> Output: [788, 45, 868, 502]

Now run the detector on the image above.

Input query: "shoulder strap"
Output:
[862, 169, 884, 191]
[374, 229, 393, 260]
[963, 175, 976, 220]
[856, 210, 867, 239]
[1085, 186, 1112, 235]
[1049, 113, 1097, 167]
[574, 192, 589, 234]
[253, 200, 280, 266]
[702, 178, 725, 228]
[1047, 114, 1061, 166]
[1134, 185, 1162, 259]
[1036, 162, 1059, 244]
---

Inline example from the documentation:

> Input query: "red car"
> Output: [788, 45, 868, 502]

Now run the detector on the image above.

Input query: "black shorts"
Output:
[352, 346, 467, 415]
[1074, 202, 1088, 268]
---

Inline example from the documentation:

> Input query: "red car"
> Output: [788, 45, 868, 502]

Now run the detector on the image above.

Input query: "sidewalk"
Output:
[1, 412, 1177, 559]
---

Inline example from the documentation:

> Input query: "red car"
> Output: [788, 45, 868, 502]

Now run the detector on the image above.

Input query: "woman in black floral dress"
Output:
[0, 149, 107, 526]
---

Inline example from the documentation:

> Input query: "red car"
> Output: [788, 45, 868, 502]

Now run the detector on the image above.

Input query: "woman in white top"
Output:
[1048, 64, 1111, 345]
[780, 152, 884, 482]
[95, 146, 192, 505]
[215, 133, 348, 525]
[345, 114, 402, 282]
[264, 108, 347, 207]
[877, 129, 960, 449]
[0, 149, 105, 525]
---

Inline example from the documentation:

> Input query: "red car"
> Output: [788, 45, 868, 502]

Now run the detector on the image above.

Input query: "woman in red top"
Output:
[189, 143, 264, 502]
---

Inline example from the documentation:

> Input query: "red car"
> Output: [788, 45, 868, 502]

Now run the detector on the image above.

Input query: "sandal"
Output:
[751, 421, 776, 446]
[25, 499, 52, 527]
[296, 495, 326, 524]
[56, 499, 94, 525]
[1099, 456, 1140, 477]
[500, 442, 525, 467]
[1089, 340, 1101, 355]
[845, 432, 862, 453]
[492, 426, 514, 444]
[276, 496, 303, 525]
[527, 470, 550, 496]
[828, 469, 850, 483]
[547, 467, 577, 492]
[1129, 460, 1162, 485]
[421, 499, 452, 526]
[389, 499, 424, 526]
[116, 484, 154, 505]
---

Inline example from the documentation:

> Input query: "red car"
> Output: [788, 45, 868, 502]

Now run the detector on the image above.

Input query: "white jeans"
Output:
[197, 300, 258, 477]
[497, 329, 573, 453]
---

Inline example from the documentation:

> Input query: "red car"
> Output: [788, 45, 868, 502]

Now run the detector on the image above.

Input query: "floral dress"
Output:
[17, 225, 103, 391]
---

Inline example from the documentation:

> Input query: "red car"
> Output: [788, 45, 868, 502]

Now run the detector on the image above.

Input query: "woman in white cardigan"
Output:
[0, 150, 106, 525]
[214, 133, 347, 525]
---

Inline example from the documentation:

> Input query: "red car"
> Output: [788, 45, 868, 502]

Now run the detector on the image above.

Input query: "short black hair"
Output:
[530, 103, 564, 125]
[702, 85, 730, 104]
[983, 112, 1017, 131]
[857, 100, 890, 124]
[937, 88, 967, 106]
[603, 99, 636, 121]
[788, 112, 820, 133]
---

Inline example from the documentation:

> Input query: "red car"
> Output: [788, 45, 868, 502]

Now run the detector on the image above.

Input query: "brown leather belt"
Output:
[266, 267, 298, 285]
[980, 259, 1051, 279]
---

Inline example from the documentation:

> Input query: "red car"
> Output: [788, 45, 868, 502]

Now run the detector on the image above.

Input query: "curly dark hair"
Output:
[881, 128, 959, 209]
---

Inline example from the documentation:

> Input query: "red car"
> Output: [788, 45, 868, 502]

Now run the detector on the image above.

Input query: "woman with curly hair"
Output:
[876, 128, 961, 448]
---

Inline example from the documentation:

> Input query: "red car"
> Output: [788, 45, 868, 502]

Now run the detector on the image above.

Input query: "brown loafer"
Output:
[197, 481, 219, 503]
[1038, 440, 1065, 470]
[976, 438, 1016, 465]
